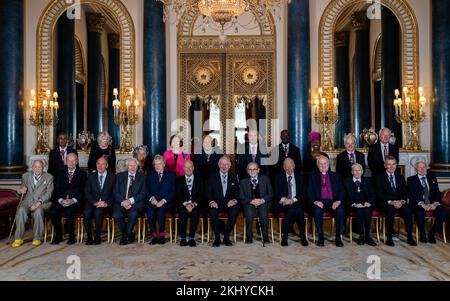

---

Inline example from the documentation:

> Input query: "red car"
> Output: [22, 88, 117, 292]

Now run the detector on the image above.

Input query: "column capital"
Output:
[108, 33, 120, 49]
[351, 11, 369, 30]
[334, 31, 350, 48]
[86, 12, 105, 33]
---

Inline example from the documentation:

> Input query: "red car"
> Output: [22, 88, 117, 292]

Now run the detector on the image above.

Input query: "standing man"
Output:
[206, 155, 240, 247]
[375, 156, 416, 246]
[368, 128, 399, 177]
[113, 158, 147, 245]
[48, 133, 78, 178]
[193, 135, 221, 178]
[336, 133, 366, 179]
[236, 129, 270, 180]
[84, 156, 115, 245]
[240, 162, 273, 244]
[273, 130, 302, 177]
[175, 160, 204, 247]
[12, 160, 53, 247]
[407, 161, 448, 243]
[51, 153, 86, 245]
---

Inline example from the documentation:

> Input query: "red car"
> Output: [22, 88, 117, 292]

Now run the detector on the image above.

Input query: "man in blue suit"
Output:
[113, 158, 147, 245]
[146, 155, 176, 245]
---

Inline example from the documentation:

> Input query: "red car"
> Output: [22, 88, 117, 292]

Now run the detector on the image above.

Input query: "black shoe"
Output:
[51, 236, 62, 245]
[365, 237, 377, 247]
[94, 236, 101, 245]
[335, 237, 344, 247]
[386, 237, 395, 247]
[180, 239, 187, 246]
[428, 233, 436, 244]
[67, 237, 76, 245]
[159, 236, 166, 245]
[407, 236, 417, 246]
[223, 239, 232, 246]
[281, 238, 288, 247]
[85, 237, 93, 246]
[419, 233, 427, 243]
[150, 237, 159, 245]
[357, 236, 365, 245]
[317, 236, 325, 247]
[245, 238, 253, 244]
[212, 239, 221, 247]
[119, 236, 128, 245]
[188, 239, 197, 247]
[263, 237, 270, 244]
[300, 237, 309, 247]
[128, 233, 136, 244]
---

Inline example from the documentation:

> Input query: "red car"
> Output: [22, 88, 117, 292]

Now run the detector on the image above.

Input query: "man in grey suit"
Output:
[12, 160, 53, 247]
[240, 162, 273, 244]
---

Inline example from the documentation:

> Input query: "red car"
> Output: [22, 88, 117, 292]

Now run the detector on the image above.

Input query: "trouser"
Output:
[112, 202, 145, 236]
[209, 205, 239, 241]
[414, 205, 448, 235]
[51, 202, 81, 240]
[313, 199, 345, 237]
[281, 202, 306, 239]
[14, 202, 46, 240]
[178, 205, 200, 240]
[83, 205, 109, 238]
[384, 204, 413, 238]
[243, 204, 269, 241]
[146, 203, 170, 237]
[352, 207, 372, 237]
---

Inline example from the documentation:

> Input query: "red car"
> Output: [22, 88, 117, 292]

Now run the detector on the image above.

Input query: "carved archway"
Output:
[319, 0, 418, 99]
[36, 0, 135, 101]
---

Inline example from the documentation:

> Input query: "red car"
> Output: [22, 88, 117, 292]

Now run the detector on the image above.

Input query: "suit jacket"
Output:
[193, 150, 221, 178]
[343, 177, 375, 207]
[87, 145, 116, 174]
[206, 171, 240, 206]
[368, 142, 399, 175]
[147, 170, 176, 206]
[21, 172, 54, 210]
[273, 143, 302, 176]
[175, 175, 205, 208]
[236, 143, 270, 179]
[375, 172, 407, 206]
[84, 172, 115, 206]
[307, 170, 345, 205]
[336, 150, 366, 179]
[54, 168, 87, 204]
[407, 174, 441, 206]
[47, 146, 78, 178]
[275, 172, 306, 207]
[240, 175, 273, 207]
[113, 171, 147, 205]
[163, 150, 191, 177]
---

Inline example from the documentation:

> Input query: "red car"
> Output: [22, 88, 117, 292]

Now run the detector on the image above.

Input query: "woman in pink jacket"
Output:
[163, 135, 191, 177]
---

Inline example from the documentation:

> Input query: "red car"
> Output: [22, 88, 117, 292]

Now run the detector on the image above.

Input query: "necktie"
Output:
[389, 174, 396, 191]
[349, 153, 355, 165]
[421, 176, 430, 204]
[187, 177, 193, 195]
[127, 175, 135, 199]
[68, 171, 74, 183]
[287, 175, 293, 199]
[158, 172, 163, 183]
[384, 144, 388, 158]
[99, 174, 104, 191]
[251, 146, 256, 162]
[221, 174, 227, 197]
[60, 149, 65, 164]
[206, 154, 210, 163]
[34, 175, 40, 187]
[284, 145, 289, 157]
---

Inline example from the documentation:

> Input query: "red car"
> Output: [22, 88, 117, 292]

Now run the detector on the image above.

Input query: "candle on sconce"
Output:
[45, 90, 51, 99]
[134, 98, 139, 107]
[113, 88, 119, 97]
[129, 88, 134, 97]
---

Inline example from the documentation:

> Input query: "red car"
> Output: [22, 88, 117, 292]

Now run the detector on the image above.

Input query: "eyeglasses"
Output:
[247, 168, 259, 171]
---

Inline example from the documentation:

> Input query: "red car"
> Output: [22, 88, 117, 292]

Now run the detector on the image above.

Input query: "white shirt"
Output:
[33, 174, 41, 186]
[282, 143, 290, 152]
[98, 171, 107, 190]
[353, 177, 362, 183]
[280, 173, 298, 204]
[250, 143, 258, 155]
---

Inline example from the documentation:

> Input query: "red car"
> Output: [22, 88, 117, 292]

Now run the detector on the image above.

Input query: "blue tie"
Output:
[99, 174, 104, 191]
[389, 174, 396, 190]
[287, 176, 293, 199]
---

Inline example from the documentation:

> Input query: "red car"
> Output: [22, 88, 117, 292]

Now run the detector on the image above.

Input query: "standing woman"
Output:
[88, 131, 116, 174]
[163, 135, 191, 177]
[133, 145, 151, 174]
[303, 131, 329, 175]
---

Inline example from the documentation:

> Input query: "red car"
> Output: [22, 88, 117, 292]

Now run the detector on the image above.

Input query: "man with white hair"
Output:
[112, 158, 147, 245]
[51, 153, 86, 245]
[368, 128, 399, 176]
[336, 133, 366, 179]
[11, 160, 53, 247]
[407, 161, 448, 243]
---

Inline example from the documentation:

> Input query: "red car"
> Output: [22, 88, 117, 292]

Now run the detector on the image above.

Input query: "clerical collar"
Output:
[321, 172, 328, 176]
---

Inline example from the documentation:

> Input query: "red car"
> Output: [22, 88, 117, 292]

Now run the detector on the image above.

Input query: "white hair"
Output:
[379, 128, 391, 136]
[66, 152, 78, 163]
[97, 131, 112, 145]
[351, 163, 364, 172]
[127, 158, 139, 166]
[343, 133, 356, 145]
[152, 154, 166, 166]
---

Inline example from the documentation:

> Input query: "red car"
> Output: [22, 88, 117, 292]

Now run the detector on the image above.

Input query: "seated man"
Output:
[12, 160, 53, 247]
[407, 161, 448, 244]
[146, 155, 175, 245]
[275, 158, 308, 247]
[112, 158, 147, 245]
[241, 162, 273, 244]
[84, 156, 115, 245]
[51, 153, 86, 245]
[307, 156, 345, 247]
[343, 163, 377, 246]
[206, 155, 239, 247]
[175, 160, 204, 247]
[375, 156, 416, 246]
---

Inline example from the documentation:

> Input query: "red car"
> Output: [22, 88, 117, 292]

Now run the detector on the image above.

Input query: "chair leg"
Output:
[44, 218, 48, 243]
[169, 218, 173, 243]
[278, 218, 282, 243]
[243, 220, 246, 243]
[312, 218, 316, 243]
[111, 219, 115, 244]
[80, 218, 84, 244]
[200, 218, 204, 244]
[305, 218, 308, 241]
[349, 217, 353, 243]
[375, 218, 380, 242]
[443, 221, 447, 244]
[331, 218, 335, 237]
[383, 217, 386, 243]
[207, 218, 210, 243]
[270, 218, 274, 244]
[233, 219, 237, 243]
[106, 218, 110, 244]
[142, 219, 146, 244]
[415, 224, 419, 242]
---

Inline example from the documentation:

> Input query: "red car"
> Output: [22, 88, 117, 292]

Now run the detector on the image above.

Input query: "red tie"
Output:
[60, 149, 65, 164]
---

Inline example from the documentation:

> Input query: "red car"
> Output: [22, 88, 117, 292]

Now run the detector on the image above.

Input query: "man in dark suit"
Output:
[343, 163, 377, 246]
[48, 133, 78, 178]
[193, 135, 221, 178]
[51, 153, 86, 245]
[275, 158, 308, 247]
[236, 129, 270, 180]
[375, 156, 416, 246]
[176, 160, 204, 247]
[407, 161, 448, 244]
[83, 156, 115, 245]
[146, 155, 176, 245]
[336, 133, 366, 179]
[273, 130, 302, 177]
[240, 162, 273, 244]
[206, 155, 240, 247]
[368, 128, 399, 176]
[307, 155, 345, 247]
[112, 158, 147, 245]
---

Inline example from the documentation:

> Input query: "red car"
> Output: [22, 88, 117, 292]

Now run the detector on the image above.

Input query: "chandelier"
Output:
[159, 0, 290, 27]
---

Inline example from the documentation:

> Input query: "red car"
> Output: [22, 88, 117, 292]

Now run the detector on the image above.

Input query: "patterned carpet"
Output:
[0, 230, 448, 281]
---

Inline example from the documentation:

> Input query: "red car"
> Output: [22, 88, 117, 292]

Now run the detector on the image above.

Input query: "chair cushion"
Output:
[442, 189, 450, 207]
[0, 190, 20, 211]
